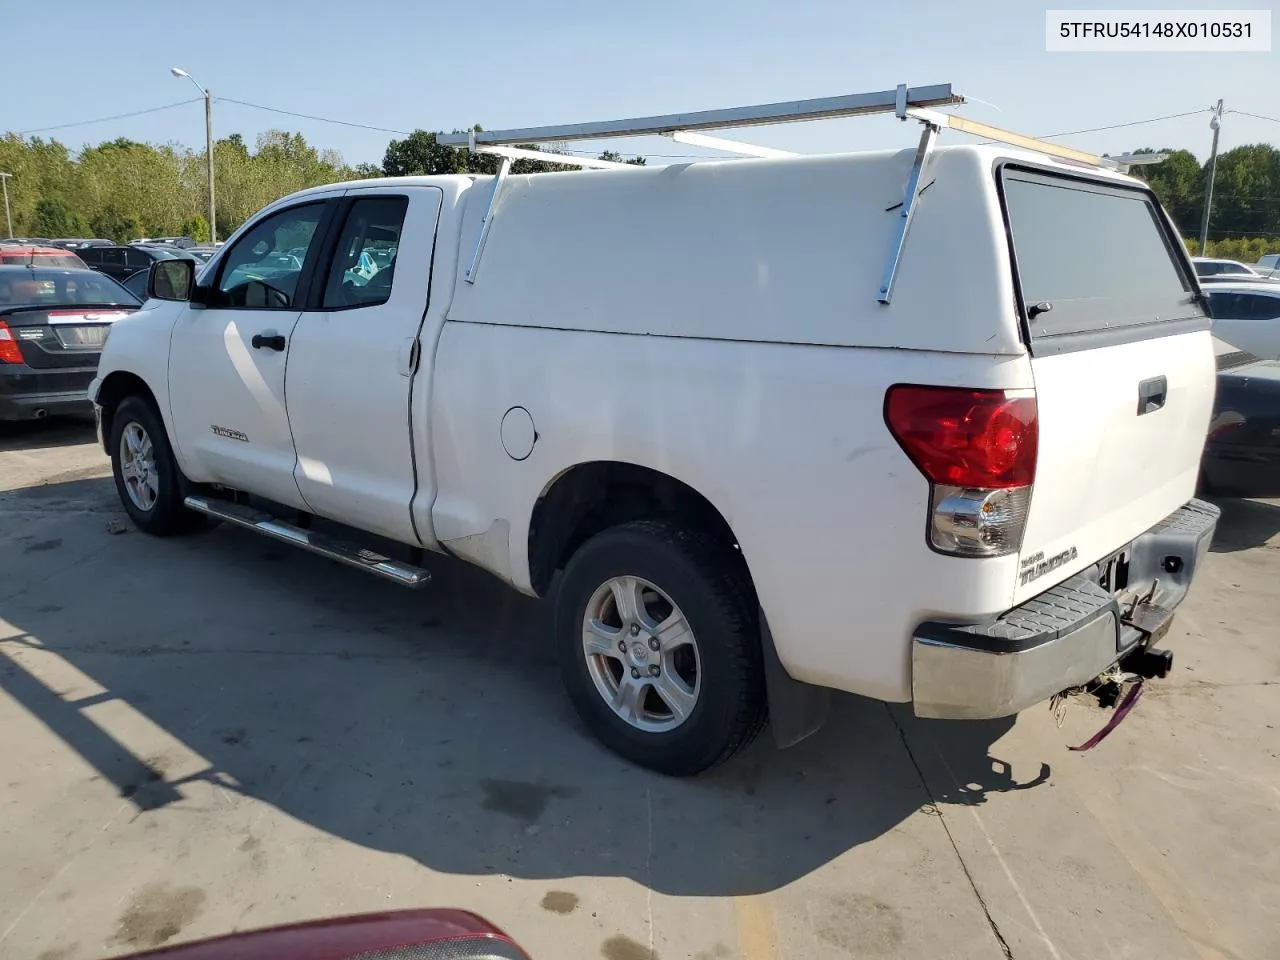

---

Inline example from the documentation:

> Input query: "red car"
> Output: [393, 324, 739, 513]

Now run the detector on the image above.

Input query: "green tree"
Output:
[598, 150, 647, 166]
[1129, 147, 1201, 232]
[382, 128, 579, 177]
[31, 199, 83, 237]
[382, 130, 465, 176]
[181, 215, 211, 243]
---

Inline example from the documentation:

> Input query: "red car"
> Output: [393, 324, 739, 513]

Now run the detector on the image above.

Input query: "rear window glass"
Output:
[1001, 169, 1204, 341]
[0, 271, 139, 307]
[0, 251, 84, 269]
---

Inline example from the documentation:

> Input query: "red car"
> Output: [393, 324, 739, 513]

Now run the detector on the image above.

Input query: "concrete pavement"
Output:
[1, 418, 1276, 960]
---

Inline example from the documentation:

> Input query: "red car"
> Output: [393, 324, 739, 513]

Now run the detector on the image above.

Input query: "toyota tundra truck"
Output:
[89, 88, 1220, 775]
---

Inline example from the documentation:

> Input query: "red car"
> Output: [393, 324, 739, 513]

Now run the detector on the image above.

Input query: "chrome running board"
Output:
[184, 495, 430, 588]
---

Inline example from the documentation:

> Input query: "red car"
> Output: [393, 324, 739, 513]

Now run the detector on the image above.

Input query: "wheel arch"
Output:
[95, 371, 163, 457]
[525, 460, 750, 600]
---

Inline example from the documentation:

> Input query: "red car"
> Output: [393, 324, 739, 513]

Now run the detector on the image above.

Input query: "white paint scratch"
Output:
[645, 783, 655, 958]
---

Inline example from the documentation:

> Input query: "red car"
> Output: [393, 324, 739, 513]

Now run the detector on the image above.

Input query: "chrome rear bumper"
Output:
[911, 498, 1220, 720]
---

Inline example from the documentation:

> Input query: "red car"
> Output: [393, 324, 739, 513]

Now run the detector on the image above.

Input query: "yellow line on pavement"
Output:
[732, 894, 777, 960]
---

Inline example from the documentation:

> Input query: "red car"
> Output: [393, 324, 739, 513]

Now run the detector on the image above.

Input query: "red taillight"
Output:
[0, 321, 23, 364]
[884, 385, 1038, 489]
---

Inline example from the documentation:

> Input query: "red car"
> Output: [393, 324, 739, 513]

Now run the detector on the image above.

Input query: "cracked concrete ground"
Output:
[1, 417, 1277, 960]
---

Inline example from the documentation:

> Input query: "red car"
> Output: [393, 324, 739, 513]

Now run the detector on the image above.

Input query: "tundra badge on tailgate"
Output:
[1019, 547, 1078, 587]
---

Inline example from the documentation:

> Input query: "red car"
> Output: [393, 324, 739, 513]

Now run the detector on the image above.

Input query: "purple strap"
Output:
[1069, 678, 1145, 752]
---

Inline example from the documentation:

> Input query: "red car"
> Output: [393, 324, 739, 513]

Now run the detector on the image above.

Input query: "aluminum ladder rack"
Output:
[439, 83, 1149, 303]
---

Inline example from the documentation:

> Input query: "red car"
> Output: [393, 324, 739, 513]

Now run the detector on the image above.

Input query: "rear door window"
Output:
[1243, 293, 1280, 319]
[125, 248, 152, 271]
[320, 196, 409, 310]
[1000, 168, 1204, 344]
[1207, 291, 1242, 319]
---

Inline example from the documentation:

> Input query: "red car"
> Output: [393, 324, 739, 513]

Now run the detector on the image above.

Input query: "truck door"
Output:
[284, 186, 442, 544]
[167, 198, 336, 509]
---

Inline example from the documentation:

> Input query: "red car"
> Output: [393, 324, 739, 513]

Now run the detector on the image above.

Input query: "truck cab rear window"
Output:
[1001, 168, 1203, 343]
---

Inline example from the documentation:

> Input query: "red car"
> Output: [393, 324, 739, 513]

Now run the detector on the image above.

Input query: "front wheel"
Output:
[109, 396, 206, 536]
[555, 520, 766, 776]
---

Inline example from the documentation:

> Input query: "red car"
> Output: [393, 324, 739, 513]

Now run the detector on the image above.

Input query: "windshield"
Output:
[0, 268, 140, 308]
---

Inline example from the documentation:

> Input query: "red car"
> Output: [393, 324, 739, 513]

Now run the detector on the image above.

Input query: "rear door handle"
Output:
[1137, 375, 1167, 415]
[251, 332, 287, 352]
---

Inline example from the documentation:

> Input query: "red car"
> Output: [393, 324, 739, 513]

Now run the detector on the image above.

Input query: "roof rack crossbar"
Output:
[475, 145, 635, 170]
[438, 84, 960, 147]
[666, 131, 800, 159]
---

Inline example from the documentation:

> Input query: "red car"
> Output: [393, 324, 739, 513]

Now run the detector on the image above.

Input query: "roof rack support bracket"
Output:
[878, 119, 939, 305]
[464, 156, 510, 285]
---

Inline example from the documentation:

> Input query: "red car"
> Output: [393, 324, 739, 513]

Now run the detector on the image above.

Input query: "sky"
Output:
[3, 0, 1277, 168]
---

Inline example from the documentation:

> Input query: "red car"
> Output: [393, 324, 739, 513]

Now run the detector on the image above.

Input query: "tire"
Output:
[109, 396, 206, 536]
[556, 519, 766, 776]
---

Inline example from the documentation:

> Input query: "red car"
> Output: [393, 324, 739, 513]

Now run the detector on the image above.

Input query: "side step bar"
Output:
[183, 496, 431, 588]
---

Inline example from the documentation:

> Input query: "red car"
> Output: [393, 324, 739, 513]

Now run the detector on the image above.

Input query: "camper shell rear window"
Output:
[998, 166, 1206, 346]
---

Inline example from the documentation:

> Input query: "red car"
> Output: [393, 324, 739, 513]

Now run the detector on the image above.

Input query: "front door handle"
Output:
[251, 333, 287, 352]
[1137, 375, 1167, 415]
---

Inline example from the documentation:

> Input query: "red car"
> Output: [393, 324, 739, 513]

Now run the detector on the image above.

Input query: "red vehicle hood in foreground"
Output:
[111, 909, 531, 960]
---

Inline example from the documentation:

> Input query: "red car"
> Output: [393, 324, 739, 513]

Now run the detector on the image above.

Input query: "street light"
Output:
[171, 67, 216, 244]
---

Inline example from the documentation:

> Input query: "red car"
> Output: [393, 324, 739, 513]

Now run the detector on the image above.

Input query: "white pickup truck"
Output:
[90, 89, 1221, 775]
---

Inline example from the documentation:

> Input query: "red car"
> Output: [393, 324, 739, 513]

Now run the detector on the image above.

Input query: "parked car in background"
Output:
[1203, 337, 1280, 498]
[187, 246, 217, 263]
[1204, 281, 1280, 361]
[121, 269, 151, 302]
[0, 244, 87, 269]
[0, 237, 54, 246]
[78, 244, 198, 282]
[1192, 257, 1269, 282]
[131, 235, 196, 249]
[0, 265, 139, 421]
[51, 238, 114, 250]
[1256, 254, 1280, 278]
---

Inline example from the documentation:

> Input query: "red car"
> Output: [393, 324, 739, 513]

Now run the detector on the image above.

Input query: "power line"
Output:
[218, 98, 711, 159]
[16, 98, 203, 136]
[215, 97, 413, 136]
[1227, 108, 1280, 126]
[1037, 108, 1211, 140]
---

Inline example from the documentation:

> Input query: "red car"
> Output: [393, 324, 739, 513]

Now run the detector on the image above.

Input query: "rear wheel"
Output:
[109, 396, 206, 536]
[555, 519, 766, 776]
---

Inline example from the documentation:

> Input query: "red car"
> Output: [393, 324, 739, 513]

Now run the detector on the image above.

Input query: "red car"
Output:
[0, 243, 87, 269]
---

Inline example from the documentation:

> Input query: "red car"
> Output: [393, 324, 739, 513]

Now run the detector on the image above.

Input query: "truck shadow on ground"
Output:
[0, 476, 1052, 898]
[1207, 496, 1280, 554]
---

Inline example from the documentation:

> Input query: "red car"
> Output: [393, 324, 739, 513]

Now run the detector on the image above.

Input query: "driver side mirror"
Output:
[148, 259, 195, 302]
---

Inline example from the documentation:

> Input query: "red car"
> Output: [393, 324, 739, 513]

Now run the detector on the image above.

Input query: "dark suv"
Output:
[78, 244, 197, 282]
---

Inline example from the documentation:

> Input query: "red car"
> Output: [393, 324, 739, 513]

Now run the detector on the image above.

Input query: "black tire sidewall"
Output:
[109, 397, 186, 535]
[556, 522, 761, 775]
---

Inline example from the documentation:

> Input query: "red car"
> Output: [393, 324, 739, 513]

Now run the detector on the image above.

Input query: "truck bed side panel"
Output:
[430, 321, 1034, 703]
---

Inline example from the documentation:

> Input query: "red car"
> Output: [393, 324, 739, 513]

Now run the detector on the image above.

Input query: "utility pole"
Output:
[1198, 99, 1224, 256]
[0, 172, 12, 238]
[204, 88, 216, 245]
[172, 68, 217, 244]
